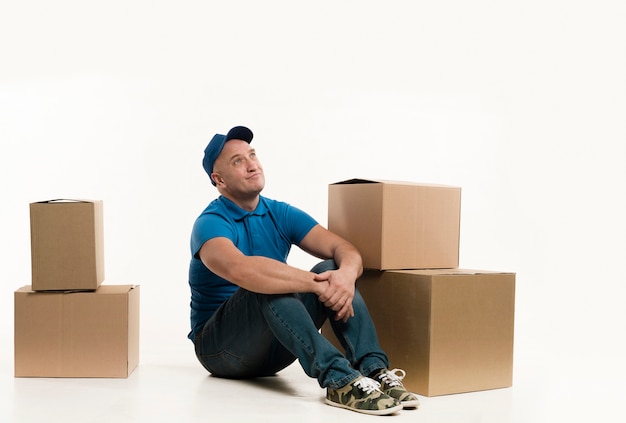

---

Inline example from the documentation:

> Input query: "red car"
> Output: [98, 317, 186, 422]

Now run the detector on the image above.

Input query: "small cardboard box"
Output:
[30, 199, 105, 291]
[322, 269, 515, 396]
[14, 284, 140, 378]
[328, 179, 461, 270]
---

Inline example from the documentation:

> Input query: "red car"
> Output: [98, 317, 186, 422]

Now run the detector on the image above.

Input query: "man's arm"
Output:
[197, 237, 327, 296]
[298, 224, 363, 322]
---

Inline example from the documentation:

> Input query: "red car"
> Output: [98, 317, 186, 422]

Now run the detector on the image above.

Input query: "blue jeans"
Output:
[194, 259, 389, 389]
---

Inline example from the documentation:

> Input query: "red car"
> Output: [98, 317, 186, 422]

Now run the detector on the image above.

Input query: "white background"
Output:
[1, 1, 625, 421]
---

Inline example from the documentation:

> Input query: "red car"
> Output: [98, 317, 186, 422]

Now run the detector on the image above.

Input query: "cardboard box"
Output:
[30, 199, 105, 291]
[328, 179, 461, 270]
[322, 269, 515, 396]
[14, 284, 140, 378]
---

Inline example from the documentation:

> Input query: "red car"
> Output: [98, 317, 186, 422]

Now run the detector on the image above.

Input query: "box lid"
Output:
[16, 285, 138, 295]
[388, 269, 516, 276]
[31, 199, 99, 205]
[331, 178, 459, 188]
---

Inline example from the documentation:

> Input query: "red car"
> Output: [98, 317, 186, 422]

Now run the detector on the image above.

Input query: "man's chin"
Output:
[249, 175, 265, 189]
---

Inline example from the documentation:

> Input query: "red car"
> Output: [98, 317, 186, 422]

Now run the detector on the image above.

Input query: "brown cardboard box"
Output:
[30, 199, 105, 291]
[328, 179, 461, 270]
[14, 284, 140, 378]
[322, 269, 515, 396]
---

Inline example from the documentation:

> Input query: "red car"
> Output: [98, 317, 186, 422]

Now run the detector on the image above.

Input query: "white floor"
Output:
[3, 267, 625, 423]
[3, 337, 625, 423]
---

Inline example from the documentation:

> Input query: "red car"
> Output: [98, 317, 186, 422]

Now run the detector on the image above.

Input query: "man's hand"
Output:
[315, 269, 356, 322]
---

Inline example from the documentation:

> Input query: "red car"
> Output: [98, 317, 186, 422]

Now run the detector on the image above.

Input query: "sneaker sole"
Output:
[324, 398, 403, 416]
[401, 399, 420, 409]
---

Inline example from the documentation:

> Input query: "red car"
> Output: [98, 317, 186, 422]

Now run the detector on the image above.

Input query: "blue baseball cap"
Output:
[202, 126, 254, 185]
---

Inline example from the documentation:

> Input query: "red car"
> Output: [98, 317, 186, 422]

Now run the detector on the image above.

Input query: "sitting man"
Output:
[188, 125, 419, 415]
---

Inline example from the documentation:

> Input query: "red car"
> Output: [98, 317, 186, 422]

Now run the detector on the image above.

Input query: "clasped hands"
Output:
[315, 269, 356, 323]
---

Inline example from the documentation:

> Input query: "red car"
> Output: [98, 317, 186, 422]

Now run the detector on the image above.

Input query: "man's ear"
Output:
[212, 173, 224, 185]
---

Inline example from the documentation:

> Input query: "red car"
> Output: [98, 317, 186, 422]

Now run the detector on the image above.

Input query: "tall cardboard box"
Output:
[322, 269, 515, 396]
[14, 284, 140, 378]
[328, 179, 461, 270]
[30, 199, 105, 291]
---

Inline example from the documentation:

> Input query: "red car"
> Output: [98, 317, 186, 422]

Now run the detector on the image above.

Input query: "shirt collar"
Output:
[219, 195, 268, 221]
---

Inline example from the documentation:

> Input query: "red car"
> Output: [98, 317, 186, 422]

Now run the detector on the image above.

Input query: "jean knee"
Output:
[310, 259, 337, 274]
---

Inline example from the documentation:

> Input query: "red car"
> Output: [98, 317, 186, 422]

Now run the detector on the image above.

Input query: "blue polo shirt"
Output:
[187, 195, 318, 340]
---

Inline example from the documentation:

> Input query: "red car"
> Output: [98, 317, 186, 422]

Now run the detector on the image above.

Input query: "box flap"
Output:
[15, 285, 34, 294]
[32, 199, 98, 204]
[95, 284, 138, 294]
[331, 178, 382, 185]
[16, 285, 138, 295]
[392, 269, 516, 276]
[331, 178, 459, 188]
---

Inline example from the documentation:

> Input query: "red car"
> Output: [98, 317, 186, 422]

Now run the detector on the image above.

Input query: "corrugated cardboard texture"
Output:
[322, 269, 515, 396]
[14, 285, 140, 378]
[30, 200, 105, 291]
[328, 179, 461, 270]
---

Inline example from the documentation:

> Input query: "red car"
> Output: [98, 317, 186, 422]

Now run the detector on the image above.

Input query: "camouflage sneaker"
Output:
[325, 376, 403, 415]
[374, 368, 420, 409]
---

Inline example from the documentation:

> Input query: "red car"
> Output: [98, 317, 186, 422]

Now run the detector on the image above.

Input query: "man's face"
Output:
[212, 139, 265, 198]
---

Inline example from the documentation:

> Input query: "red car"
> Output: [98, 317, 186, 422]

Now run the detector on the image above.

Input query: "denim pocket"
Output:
[199, 350, 251, 378]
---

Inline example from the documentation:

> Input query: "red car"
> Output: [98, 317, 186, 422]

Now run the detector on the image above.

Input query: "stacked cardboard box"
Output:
[14, 199, 140, 378]
[322, 179, 515, 397]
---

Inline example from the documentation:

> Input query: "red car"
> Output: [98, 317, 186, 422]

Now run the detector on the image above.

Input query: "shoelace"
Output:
[378, 368, 407, 388]
[354, 377, 383, 394]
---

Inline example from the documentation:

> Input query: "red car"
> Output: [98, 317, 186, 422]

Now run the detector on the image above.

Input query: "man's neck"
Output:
[222, 193, 261, 212]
